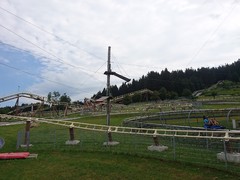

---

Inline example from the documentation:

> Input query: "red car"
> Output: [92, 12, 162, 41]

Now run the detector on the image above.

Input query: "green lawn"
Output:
[1, 118, 240, 179]
[1, 104, 240, 179]
[0, 150, 239, 180]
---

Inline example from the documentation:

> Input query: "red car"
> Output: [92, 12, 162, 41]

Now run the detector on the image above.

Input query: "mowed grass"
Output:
[1, 109, 240, 179]
[0, 150, 239, 180]
[72, 113, 140, 126]
[0, 100, 240, 179]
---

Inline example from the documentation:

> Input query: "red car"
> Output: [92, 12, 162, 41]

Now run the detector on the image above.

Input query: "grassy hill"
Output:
[196, 80, 240, 99]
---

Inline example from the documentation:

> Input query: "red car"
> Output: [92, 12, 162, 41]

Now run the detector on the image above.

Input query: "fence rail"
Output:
[1, 114, 240, 140]
[1, 113, 240, 175]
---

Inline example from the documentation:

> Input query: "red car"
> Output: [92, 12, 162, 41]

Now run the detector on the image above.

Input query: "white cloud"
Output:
[0, 0, 240, 101]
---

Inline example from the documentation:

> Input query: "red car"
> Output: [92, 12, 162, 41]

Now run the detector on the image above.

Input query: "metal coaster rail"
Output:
[1, 114, 240, 140]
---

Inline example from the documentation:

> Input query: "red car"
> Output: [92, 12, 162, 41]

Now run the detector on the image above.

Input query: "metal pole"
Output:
[173, 135, 176, 160]
[223, 139, 228, 169]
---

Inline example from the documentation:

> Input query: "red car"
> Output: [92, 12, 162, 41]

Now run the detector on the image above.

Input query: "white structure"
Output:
[148, 145, 168, 152]
[217, 152, 240, 163]
[103, 141, 119, 146]
[65, 140, 80, 145]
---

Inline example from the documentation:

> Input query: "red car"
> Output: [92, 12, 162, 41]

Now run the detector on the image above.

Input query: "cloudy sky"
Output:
[0, 0, 240, 105]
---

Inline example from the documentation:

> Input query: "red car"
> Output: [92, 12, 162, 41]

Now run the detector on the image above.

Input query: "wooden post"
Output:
[24, 120, 31, 145]
[69, 125, 75, 141]
[103, 46, 129, 146]
[106, 47, 113, 142]
[106, 46, 111, 126]
[65, 123, 80, 145]
[15, 96, 20, 115]
[64, 104, 68, 117]
[153, 135, 159, 146]
[108, 131, 113, 142]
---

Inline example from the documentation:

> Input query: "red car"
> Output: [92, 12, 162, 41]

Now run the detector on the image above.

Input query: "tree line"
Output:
[93, 59, 240, 101]
[1, 59, 240, 113]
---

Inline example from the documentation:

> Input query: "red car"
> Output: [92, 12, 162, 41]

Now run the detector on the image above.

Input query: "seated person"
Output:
[203, 116, 211, 126]
[203, 116, 224, 129]
[203, 116, 219, 126]
[209, 118, 219, 125]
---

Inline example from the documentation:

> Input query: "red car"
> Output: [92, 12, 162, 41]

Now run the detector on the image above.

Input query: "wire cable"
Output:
[111, 54, 130, 78]
[186, 0, 239, 67]
[0, 23, 91, 71]
[0, 6, 170, 72]
[0, 61, 95, 94]
[0, 6, 106, 62]
[0, 23, 107, 86]
[0, 8, 168, 73]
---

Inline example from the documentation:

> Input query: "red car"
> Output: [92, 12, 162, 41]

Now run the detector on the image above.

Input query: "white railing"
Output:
[1, 114, 240, 140]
